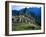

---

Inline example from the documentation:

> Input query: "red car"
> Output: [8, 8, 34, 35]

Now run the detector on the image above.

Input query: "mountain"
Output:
[12, 7, 41, 17]
[12, 8, 26, 16]
[12, 10, 19, 16]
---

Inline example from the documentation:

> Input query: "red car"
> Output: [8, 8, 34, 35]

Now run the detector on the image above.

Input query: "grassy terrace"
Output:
[12, 22, 41, 31]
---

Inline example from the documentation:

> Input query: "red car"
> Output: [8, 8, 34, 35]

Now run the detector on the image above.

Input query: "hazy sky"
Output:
[12, 5, 38, 10]
[12, 5, 25, 10]
[12, 5, 41, 10]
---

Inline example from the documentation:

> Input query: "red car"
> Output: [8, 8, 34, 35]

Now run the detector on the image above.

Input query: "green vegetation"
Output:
[12, 22, 41, 31]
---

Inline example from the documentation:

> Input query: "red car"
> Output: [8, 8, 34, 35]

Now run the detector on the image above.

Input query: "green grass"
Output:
[12, 22, 41, 31]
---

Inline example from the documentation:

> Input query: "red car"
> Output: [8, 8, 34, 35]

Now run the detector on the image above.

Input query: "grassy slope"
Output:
[12, 22, 41, 31]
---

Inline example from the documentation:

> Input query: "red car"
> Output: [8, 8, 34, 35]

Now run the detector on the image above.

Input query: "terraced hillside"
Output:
[12, 15, 41, 31]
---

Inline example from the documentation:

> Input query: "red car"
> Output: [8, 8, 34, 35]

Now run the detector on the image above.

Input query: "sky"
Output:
[12, 5, 25, 11]
[12, 5, 41, 11]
